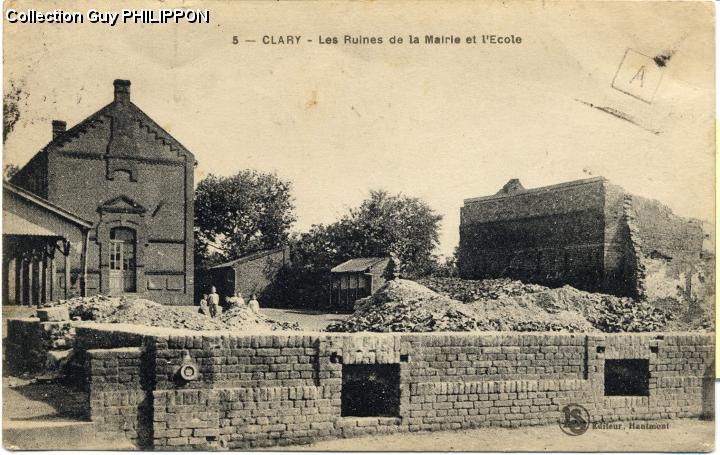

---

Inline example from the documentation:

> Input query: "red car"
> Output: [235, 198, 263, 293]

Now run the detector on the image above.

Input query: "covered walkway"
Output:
[3, 182, 92, 306]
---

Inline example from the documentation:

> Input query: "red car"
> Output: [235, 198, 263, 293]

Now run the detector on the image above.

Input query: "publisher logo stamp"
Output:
[559, 404, 590, 436]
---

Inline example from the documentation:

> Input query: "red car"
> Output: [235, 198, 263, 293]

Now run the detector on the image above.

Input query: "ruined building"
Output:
[458, 177, 706, 301]
[6, 80, 195, 305]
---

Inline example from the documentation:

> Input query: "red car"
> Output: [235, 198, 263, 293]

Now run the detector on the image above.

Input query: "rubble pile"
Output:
[44, 295, 297, 332]
[527, 285, 672, 332]
[326, 279, 592, 333]
[327, 278, 678, 333]
[220, 306, 301, 331]
[423, 277, 677, 332]
[418, 277, 546, 302]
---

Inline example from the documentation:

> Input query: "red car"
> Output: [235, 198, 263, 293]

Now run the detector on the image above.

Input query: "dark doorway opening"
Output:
[342, 363, 400, 417]
[604, 359, 650, 396]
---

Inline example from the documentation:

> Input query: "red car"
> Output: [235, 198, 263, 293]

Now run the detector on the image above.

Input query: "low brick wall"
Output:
[5, 317, 74, 374]
[63, 325, 713, 450]
[86, 346, 154, 447]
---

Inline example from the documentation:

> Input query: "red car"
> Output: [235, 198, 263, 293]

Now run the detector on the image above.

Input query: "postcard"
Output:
[2, 0, 715, 451]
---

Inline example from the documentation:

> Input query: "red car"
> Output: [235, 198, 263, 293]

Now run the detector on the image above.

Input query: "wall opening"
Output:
[342, 364, 400, 417]
[604, 359, 649, 396]
[109, 227, 137, 293]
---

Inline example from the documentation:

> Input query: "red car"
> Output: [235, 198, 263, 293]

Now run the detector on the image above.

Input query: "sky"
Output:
[3, 0, 715, 256]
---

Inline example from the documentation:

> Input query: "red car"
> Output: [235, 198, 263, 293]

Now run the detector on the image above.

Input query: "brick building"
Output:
[204, 246, 290, 304]
[458, 177, 705, 299]
[7, 80, 195, 305]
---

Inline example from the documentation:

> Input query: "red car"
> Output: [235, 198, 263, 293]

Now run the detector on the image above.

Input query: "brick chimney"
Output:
[113, 79, 131, 103]
[52, 120, 66, 140]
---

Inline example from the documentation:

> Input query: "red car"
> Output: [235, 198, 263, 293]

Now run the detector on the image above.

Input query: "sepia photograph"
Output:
[1, 0, 715, 451]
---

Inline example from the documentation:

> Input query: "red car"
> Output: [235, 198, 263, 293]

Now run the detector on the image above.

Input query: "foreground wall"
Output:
[5, 317, 74, 375]
[60, 324, 714, 450]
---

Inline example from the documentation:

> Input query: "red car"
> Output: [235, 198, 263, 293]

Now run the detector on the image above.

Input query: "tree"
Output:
[194, 170, 296, 267]
[347, 190, 442, 275]
[4, 79, 26, 143]
[292, 190, 443, 276]
[3, 163, 20, 181]
[277, 190, 443, 308]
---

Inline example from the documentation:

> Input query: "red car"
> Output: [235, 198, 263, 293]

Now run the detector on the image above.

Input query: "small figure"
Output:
[248, 294, 260, 313]
[198, 294, 209, 316]
[208, 286, 221, 318]
[224, 292, 237, 310]
[228, 291, 245, 310]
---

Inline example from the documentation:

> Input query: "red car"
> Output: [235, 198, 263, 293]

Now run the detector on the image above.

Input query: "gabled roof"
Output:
[54, 100, 195, 161]
[13, 81, 197, 179]
[209, 247, 288, 270]
[331, 257, 389, 273]
[3, 181, 93, 230]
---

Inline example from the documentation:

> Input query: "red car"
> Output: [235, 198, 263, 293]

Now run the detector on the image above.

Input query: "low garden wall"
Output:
[5, 316, 74, 375]
[6, 320, 715, 450]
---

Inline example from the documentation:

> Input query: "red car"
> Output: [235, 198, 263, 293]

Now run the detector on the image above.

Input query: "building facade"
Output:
[458, 177, 704, 299]
[8, 80, 195, 305]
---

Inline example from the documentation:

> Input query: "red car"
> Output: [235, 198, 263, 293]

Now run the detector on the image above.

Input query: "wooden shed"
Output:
[330, 257, 393, 311]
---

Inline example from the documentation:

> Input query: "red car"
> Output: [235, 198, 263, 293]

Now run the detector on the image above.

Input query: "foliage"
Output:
[4, 79, 26, 143]
[3, 163, 20, 181]
[194, 170, 296, 267]
[297, 190, 442, 276]
[274, 190, 442, 308]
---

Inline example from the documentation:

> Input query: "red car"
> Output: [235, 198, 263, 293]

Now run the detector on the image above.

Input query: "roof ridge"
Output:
[208, 246, 288, 269]
[330, 256, 390, 273]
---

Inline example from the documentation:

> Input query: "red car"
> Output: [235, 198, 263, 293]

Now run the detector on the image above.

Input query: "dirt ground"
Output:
[261, 308, 348, 331]
[279, 419, 714, 452]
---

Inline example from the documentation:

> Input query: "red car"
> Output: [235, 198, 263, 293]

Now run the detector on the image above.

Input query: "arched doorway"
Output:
[109, 227, 137, 294]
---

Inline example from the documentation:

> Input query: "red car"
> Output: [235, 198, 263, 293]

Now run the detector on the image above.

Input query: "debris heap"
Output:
[327, 278, 678, 333]
[418, 277, 546, 302]
[45, 295, 298, 331]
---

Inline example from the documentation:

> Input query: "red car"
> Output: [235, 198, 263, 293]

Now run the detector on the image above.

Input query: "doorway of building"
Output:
[109, 227, 137, 294]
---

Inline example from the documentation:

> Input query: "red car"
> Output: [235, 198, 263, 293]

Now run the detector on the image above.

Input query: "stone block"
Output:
[37, 307, 70, 322]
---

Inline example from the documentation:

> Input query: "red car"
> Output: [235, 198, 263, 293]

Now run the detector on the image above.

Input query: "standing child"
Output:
[208, 286, 221, 318]
[248, 294, 260, 313]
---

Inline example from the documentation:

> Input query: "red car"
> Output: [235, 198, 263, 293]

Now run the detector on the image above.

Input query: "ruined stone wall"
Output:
[62, 324, 715, 450]
[458, 178, 606, 291]
[5, 318, 47, 374]
[623, 195, 706, 306]
[459, 178, 708, 301]
[601, 182, 635, 296]
[71, 325, 163, 448]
